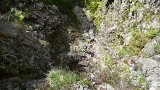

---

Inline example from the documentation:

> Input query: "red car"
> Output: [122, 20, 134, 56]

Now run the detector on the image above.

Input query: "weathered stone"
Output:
[138, 58, 160, 90]
[142, 40, 157, 57]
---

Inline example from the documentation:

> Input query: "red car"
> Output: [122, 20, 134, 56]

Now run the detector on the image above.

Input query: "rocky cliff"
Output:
[0, 0, 160, 90]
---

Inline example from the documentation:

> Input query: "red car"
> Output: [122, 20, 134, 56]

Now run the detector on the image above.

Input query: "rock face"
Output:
[0, 19, 53, 77]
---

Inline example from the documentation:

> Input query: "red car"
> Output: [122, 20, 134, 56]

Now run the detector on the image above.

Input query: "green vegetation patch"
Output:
[10, 8, 28, 22]
[88, 0, 103, 29]
[118, 27, 158, 57]
[85, 0, 102, 13]
[148, 27, 159, 39]
[123, 27, 159, 56]
[47, 69, 81, 89]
